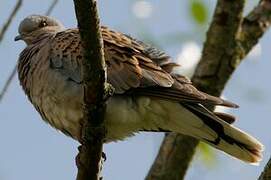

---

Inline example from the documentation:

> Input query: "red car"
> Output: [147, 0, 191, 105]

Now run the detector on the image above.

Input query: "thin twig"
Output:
[0, 66, 17, 102]
[0, 0, 22, 42]
[45, 0, 59, 16]
[0, 0, 22, 102]
[0, 0, 59, 103]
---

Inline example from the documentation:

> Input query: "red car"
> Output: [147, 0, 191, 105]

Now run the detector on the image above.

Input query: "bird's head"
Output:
[15, 15, 65, 45]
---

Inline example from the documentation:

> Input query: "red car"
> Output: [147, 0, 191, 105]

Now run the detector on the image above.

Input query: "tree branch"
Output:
[241, 0, 271, 56]
[146, 0, 271, 179]
[258, 156, 271, 180]
[45, 0, 58, 16]
[0, 0, 23, 102]
[0, 0, 22, 42]
[0, 66, 17, 102]
[73, 1, 113, 180]
[146, 133, 199, 180]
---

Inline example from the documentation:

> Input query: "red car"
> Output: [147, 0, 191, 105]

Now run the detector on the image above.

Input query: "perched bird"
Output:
[15, 15, 263, 164]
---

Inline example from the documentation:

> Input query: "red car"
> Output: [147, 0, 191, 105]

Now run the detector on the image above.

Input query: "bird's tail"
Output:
[172, 104, 264, 164]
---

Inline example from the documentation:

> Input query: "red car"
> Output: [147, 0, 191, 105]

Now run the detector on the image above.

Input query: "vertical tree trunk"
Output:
[73, 1, 113, 179]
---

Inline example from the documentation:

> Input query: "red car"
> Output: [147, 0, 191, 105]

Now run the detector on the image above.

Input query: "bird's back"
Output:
[17, 25, 263, 163]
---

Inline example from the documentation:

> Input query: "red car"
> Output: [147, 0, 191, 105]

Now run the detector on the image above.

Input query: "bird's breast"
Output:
[22, 51, 178, 141]
[27, 55, 84, 139]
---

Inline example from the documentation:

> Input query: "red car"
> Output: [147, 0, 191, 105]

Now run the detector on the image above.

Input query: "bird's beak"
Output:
[14, 35, 22, 41]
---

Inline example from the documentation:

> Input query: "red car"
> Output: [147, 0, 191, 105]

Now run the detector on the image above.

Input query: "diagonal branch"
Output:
[258, 155, 271, 180]
[0, 0, 23, 102]
[45, 0, 59, 16]
[146, 0, 271, 179]
[0, 0, 59, 103]
[0, 0, 22, 42]
[73, 1, 113, 180]
[0, 66, 17, 102]
[240, 0, 271, 57]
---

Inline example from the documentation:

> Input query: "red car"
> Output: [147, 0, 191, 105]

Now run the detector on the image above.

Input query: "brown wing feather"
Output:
[102, 26, 175, 93]
[49, 27, 237, 108]
[131, 74, 238, 108]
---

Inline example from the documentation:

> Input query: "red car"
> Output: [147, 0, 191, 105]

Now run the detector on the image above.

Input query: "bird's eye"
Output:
[39, 20, 48, 28]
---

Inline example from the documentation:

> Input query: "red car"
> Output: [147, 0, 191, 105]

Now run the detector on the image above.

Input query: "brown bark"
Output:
[73, 1, 113, 180]
[146, 0, 271, 180]
[259, 156, 271, 180]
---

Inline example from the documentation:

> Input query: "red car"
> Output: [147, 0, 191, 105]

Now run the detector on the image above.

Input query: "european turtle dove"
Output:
[15, 15, 263, 164]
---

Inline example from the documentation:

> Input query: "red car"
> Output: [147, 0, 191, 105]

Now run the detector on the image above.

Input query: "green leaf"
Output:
[189, 0, 208, 25]
[198, 142, 217, 167]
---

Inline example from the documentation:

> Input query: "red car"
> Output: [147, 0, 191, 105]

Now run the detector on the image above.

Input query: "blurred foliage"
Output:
[189, 0, 208, 25]
[197, 142, 217, 167]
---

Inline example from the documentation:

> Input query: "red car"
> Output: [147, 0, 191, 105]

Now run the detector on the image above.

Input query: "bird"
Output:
[15, 14, 263, 164]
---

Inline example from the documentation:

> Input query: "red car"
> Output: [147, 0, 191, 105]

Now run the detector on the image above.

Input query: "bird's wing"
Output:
[101, 27, 237, 107]
[131, 74, 238, 107]
[49, 27, 175, 91]
[102, 26, 176, 93]
[49, 27, 237, 108]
